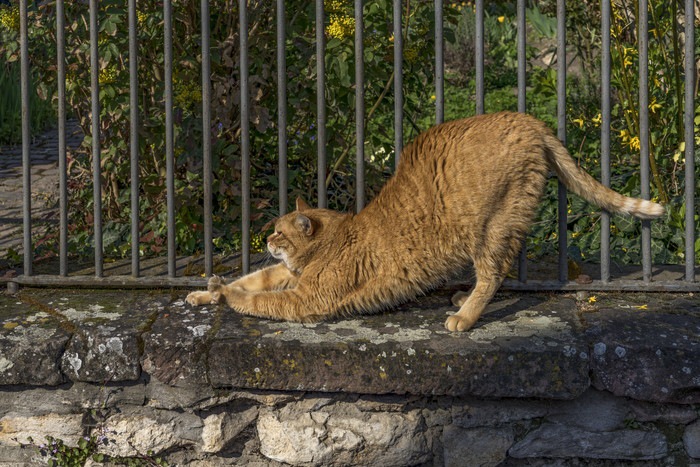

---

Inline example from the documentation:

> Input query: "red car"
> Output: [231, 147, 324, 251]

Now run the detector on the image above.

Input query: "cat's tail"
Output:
[543, 133, 665, 220]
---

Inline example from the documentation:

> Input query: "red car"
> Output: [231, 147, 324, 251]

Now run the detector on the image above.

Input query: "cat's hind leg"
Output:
[184, 275, 226, 306]
[446, 225, 526, 332]
[445, 260, 504, 332]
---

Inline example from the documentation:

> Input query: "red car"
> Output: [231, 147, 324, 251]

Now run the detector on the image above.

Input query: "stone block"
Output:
[586, 307, 700, 403]
[144, 376, 217, 410]
[256, 401, 429, 466]
[443, 425, 513, 467]
[142, 298, 217, 388]
[509, 423, 668, 460]
[0, 413, 83, 446]
[451, 398, 549, 428]
[98, 408, 203, 458]
[0, 383, 145, 417]
[629, 400, 698, 424]
[30, 290, 164, 383]
[0, 296, 69, 386]
[685, 421, 700, 459]
[209, 294, 589, 399]
[545, 388, 628, 431]
[201, 407, 258, 453]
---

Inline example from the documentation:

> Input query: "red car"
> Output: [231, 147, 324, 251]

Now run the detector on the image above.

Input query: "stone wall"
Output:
[1, 288, 698, 465]
[0, 384, 698, 466]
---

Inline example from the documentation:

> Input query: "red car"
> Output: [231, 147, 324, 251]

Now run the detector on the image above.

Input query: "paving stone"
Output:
[0, 119, 82, 259]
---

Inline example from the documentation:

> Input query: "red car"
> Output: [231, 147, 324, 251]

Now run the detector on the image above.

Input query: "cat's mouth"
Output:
[268, 244, 286, 261]
[268, 244, 296, 271]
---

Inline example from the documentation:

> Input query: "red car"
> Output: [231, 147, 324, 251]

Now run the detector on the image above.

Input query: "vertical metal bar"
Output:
[20, 0, 32, 276]
[517, 0, 527, 282]
[355, 0, 365, 213]
[164, 0, 176, 278]
[316, 0, 327, 208]
[129, 0, 140, 278]
[277, 0, 288, 216]
[90, 0, 103, 277]
[393, 0, 403, 168]
[57, 0, 67, 277]
[240, 0, 251, 273]
[556, 0, 567, 282]
[685, 0, 696, 282]
[639, 0, 652, 282]
[435, 0, 444, 124]
[600, 0, 611, 282]
[475, 0, 484, 115]
[202, 0, 213, 277]
[517, 0, 526, 114]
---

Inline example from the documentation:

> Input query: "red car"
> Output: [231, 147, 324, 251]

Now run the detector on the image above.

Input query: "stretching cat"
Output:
[186, 112, 664, 332]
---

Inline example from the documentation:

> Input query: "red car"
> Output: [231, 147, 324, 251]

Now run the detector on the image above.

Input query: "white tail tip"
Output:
[623, 198, 665, 220]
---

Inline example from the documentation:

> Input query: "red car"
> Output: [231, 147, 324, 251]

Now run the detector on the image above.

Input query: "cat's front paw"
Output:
[186, 291, 210, 306]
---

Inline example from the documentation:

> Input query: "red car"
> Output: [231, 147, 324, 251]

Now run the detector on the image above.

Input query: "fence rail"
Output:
[8, 0, 699, 292]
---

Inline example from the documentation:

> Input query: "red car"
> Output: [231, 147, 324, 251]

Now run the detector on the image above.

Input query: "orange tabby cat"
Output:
[186, 112, 664, 331]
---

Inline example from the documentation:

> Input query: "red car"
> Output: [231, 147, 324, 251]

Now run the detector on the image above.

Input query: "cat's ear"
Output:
[295, 197, 312, 211]
[295, 214, 314, 236]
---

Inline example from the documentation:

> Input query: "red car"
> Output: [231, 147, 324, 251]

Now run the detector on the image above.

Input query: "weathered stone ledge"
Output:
[0, 287, 698, 465]
[1, 288, 698, 402]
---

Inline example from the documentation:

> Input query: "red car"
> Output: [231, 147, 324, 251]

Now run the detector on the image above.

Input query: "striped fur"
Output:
[186, 112, 665, 332]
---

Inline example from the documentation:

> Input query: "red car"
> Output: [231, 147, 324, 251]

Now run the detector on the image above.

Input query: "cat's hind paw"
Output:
[445, 314, 476, 332]
[207, 275, 225, 293]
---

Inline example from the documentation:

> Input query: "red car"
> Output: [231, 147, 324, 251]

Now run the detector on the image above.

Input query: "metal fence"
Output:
[9, 0, 699, 292]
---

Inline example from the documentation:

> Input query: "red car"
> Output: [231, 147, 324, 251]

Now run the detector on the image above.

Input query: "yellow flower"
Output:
[430, 94, 436, 101]
[588, 296, 597, 304]
[98, 66, 118, 85]
[497, 16, 505, 23]
[572, 117, 585, 129]
[251, 232, 266, 253]
[325, 0, 345, 14]
[628, 136, 641, 151]
[326, 14, 355, 39]
[619, 129, 630, 142]
[0, 5, 20, 32]
[621, 47, 636, 68]
[649, 98, 662, 113]
[591, 113, 602, 126]
[137, 11, 148, 27]
[674, 142, 686, 162]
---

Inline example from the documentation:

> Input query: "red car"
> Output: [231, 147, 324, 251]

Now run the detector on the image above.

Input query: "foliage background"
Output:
[0, 0, 698, 270]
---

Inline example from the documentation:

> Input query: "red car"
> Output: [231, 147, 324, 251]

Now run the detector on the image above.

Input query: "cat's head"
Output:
[267, 197, 345, 272]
